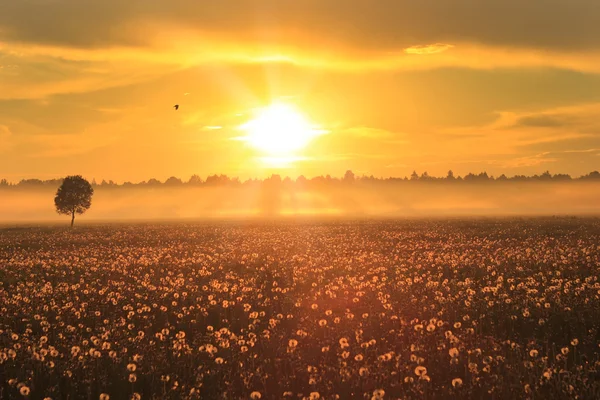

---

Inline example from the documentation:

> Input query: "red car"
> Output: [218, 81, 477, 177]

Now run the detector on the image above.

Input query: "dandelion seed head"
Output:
[20, 386, 30, 396]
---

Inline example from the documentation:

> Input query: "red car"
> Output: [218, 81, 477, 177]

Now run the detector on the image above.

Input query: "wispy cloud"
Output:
[516, 133, 593, 147]
[341, 127, 397, 139]
[404, 43, 454, 55]
[561, 148, 600, 154]
[499, 153, 558, 169]
[318, 153, 389, 162]
[514, 115, 571, 128]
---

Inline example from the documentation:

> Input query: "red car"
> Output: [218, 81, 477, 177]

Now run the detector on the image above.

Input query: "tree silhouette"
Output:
[188, 175, 203, 185]
[343, 170, 356, 183]
[147, 178, 162, 186]
[582, 171, 600, 180]
[54, 175, 94, 227]
[165, 176, 183, 186]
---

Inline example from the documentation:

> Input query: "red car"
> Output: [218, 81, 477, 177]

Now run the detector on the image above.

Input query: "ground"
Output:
[1, 219, 600, 399]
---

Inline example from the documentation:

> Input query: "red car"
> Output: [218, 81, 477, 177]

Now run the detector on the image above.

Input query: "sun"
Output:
[240, 103, 324, 157]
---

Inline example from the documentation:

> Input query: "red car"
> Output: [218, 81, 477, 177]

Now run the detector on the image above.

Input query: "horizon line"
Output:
[3, 169, 600, 187]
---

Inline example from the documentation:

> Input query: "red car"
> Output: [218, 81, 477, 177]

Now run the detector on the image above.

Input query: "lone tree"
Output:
[54, 175, 94, 227]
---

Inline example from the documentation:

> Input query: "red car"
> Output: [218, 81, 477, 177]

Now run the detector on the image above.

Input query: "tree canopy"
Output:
[54, 175, 94, 226]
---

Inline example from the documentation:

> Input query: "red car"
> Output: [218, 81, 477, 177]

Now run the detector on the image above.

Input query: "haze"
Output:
[2, 179, 600, 222]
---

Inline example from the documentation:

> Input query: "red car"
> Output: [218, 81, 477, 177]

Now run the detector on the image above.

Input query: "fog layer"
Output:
[1, 182, 599, 222]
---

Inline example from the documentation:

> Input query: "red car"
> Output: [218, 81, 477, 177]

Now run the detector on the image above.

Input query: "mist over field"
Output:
[2, 182, 600, 222]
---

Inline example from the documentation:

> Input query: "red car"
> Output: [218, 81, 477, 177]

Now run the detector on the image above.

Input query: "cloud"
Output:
[515, 115, 571, 128]
[498, 104, 600, 137]
[6, 32, 600, 103]
[3, 1, 600, 52]
[341, 127, 397, 139]
[517, 133, 593, 147]
[415, 102, 600, 172]
[8, 36, 600, 75]
[499, 153, 558, 169]
[0, 49, 182, 99]
[562, 148, 600, 154]
[405, 44, 454, 55]
[1, 1, 600, 102]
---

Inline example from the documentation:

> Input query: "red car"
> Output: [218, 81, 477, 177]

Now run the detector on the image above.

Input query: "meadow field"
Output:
[1, 219, 600, 400]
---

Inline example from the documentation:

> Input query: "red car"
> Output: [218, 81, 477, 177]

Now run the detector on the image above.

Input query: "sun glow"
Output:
[240, 103, 325, 158]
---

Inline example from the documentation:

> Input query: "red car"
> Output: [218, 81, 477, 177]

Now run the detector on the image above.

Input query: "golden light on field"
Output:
[239, 103, 325, 164]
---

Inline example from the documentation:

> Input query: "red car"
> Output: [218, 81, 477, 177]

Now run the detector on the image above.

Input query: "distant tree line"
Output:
[2, 170, 600, 189]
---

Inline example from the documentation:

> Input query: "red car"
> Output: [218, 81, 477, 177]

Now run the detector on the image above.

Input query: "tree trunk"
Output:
[71, 210, 75, 227]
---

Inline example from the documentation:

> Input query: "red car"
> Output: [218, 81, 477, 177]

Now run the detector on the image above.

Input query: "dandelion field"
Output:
[1, 219, 600, 400]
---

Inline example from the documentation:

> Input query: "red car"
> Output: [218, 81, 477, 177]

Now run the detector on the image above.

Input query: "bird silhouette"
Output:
[173, 104, 179, 110]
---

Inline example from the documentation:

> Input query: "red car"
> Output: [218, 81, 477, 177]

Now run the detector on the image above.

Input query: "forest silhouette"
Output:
[3, 170, 600, 190]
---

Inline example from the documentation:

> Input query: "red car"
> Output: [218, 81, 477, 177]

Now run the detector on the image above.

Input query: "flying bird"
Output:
[173, 104, 179, 110]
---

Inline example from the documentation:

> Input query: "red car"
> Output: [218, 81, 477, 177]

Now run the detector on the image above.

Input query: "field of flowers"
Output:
[1, 218, 600, 399]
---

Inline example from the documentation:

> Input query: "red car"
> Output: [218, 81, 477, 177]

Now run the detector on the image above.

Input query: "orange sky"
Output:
[2, 1, 600, 182]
